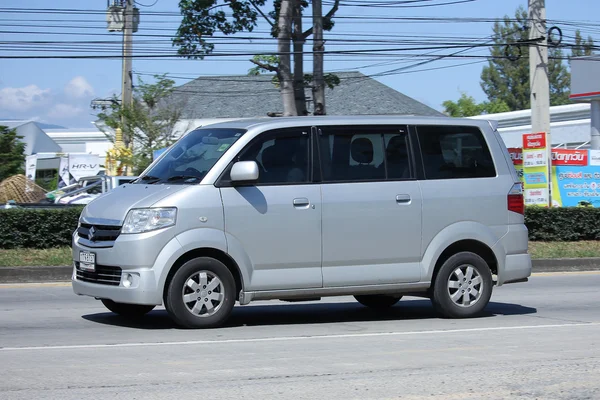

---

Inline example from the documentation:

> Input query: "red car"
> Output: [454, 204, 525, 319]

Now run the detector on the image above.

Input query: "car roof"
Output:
[192, 115, 493, 132]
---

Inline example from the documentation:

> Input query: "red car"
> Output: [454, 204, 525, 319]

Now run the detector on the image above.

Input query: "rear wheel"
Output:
[431, 251, 493, 318]
[165, 257, 236, 329]
[100, 299, 155, 317]
[354, 294, 402, 308]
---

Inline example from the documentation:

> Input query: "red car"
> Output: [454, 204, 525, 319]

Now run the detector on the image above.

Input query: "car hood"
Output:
[81, 184, 189, 225]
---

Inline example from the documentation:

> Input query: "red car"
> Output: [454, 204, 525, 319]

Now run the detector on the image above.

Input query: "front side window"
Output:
[416, 125, 496, 180]
[137, 128, 246, 184]
[230, 128, 310, 185]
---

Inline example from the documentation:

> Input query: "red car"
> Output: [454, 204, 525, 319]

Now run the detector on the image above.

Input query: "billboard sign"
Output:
[522, 133, 549, 206]
[507, 146, 600, 207]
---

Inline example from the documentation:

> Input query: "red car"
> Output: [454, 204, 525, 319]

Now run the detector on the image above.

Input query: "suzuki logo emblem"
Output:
[88, 226, 96, 242]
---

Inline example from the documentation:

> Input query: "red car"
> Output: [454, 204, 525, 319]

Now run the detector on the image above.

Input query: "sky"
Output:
[0, 0, 598, 128]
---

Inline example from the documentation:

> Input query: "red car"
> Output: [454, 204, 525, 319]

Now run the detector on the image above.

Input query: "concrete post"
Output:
[591, 100, 600, 150]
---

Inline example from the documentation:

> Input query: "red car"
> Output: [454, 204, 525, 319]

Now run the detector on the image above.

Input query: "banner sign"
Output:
[59, 156, 70, 186]
[589, 150, 600, 166]
[69, 154, 100, 181]
[25, 155, 37, 194]
[25, 155, 37, 181]
[508, 146, 600, 207]
[522, 133, 549, 207]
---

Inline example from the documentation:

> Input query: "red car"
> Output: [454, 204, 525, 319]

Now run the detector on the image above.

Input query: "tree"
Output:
[570, 29, 595, 63]
[442, 92, 510, 117]
[95, 74, 183, 174]
[276, 0, 296, 115]
[174, 0, 341, 116]
[0, 126, 26, 182]
[480, 5, 571, 110]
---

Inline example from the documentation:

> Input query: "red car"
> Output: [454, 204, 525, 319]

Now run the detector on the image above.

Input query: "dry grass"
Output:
[0, 247, 72, 267]
[528, 241, 600, 259]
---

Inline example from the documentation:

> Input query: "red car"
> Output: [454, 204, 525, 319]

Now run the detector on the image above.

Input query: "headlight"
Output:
[122, 207, 177, 234]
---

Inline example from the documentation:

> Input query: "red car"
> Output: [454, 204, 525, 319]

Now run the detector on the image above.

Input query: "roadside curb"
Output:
[0, 266, 72, 283]
[531, 258, 600, 272]
[1, 258, 600, 284]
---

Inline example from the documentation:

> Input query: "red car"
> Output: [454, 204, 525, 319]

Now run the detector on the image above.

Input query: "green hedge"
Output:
[0, 207, 83, 249]
[525, 207, 600, 242]
[0, 205, 599, 249]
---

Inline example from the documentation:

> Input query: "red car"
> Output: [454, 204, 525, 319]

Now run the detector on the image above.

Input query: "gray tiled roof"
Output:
[170, 71, 443, 119]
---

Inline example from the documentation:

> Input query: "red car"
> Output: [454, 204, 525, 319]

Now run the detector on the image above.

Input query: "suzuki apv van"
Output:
[72, 116, 531, 328]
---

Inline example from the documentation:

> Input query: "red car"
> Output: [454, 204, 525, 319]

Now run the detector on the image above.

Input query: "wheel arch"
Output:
[162, 247, 244, 303]
[421, 221, 505, 283]
[431, 240, 498, 287]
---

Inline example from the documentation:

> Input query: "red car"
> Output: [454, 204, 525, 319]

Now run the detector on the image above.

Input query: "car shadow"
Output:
[81, 299, 537, 330]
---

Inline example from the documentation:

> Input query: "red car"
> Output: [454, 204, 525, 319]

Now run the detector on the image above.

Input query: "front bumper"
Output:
[71, 265, 162, 305]
[71, 228, 178, 306]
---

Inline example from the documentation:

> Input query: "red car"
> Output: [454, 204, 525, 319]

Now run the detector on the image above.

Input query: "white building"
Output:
[44, 128, 113, 159]
[469, 103, 592, 149]
[0, 120, 62, 155]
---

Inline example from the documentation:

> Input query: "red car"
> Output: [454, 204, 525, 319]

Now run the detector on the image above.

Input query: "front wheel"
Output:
[100, 299, 155, 317]
[165, 257, 236, 328]
[431, 251, 493, 318]
[354, 294, 402, 308]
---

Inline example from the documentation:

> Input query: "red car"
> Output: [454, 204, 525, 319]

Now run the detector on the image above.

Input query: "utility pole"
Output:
[121, 0, 134, 148]
[528, 0, 552, 205]
[312, 0, 325, 115]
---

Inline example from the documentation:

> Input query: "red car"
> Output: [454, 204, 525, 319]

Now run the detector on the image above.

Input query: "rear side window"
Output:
[318, 125, 412, 182]
[416, 125, 496, 180]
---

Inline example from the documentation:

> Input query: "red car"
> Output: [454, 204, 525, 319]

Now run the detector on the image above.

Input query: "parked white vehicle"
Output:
[48, 175, 138, 205]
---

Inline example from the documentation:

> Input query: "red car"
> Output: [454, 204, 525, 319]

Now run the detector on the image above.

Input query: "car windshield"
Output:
[135, 128, 246, 184]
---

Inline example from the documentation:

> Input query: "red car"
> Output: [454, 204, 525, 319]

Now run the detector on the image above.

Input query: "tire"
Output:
[431, 251, 493, 318]
[100, 299, 155, 317]
[165, 257, 236, 329]
[354, 294, 402, 308]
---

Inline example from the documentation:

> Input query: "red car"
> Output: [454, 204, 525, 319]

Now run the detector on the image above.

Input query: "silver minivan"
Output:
[72, 116, 531, 328]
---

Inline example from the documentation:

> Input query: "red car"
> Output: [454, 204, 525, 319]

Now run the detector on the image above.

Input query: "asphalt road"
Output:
[1, 272, 600, 400]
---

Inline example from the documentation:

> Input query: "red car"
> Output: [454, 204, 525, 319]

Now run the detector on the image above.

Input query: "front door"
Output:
[219, 127, 322, 291]
[317, 125, 422, 286]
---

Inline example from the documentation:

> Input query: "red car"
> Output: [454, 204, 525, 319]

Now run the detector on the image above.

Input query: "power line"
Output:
[135, 0, 160, 7]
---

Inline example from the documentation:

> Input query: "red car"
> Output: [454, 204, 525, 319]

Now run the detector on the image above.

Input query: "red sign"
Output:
[506, 148, 589, 166]
[523, 132, 547, 149]
[508, 148, 523, 165]
[551, 149, 588, 166]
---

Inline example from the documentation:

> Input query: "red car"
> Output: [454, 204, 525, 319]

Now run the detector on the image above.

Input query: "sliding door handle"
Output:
[293, 198, 310, 207]
[396, 194, 411, 204]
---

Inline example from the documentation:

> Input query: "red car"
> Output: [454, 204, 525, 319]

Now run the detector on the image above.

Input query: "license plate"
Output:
[79, 251, 96, 272]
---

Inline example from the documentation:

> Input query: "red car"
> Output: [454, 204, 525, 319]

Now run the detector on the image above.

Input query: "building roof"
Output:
[0, 120, 30, 130]
[171, 71, 444, 119]
[0, 120, 66, 130]
[0, 120, 62, 155]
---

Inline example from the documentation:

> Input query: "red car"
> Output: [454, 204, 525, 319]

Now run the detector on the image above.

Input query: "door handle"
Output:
[293, 197, 310, 207]
[396, 194, 411, 204]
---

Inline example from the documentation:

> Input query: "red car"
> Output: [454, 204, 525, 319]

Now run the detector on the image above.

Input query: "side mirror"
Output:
[230, 161, 259, 184]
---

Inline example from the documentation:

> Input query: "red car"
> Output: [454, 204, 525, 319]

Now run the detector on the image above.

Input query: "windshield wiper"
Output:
[165, 175, 202, 183]
[135, 175, 161, 184]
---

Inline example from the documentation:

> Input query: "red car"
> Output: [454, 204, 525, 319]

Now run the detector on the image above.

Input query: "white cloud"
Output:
[0, 85, 52, 112]
[65, 76, 95, 99]
[47, 103, 84, 119]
